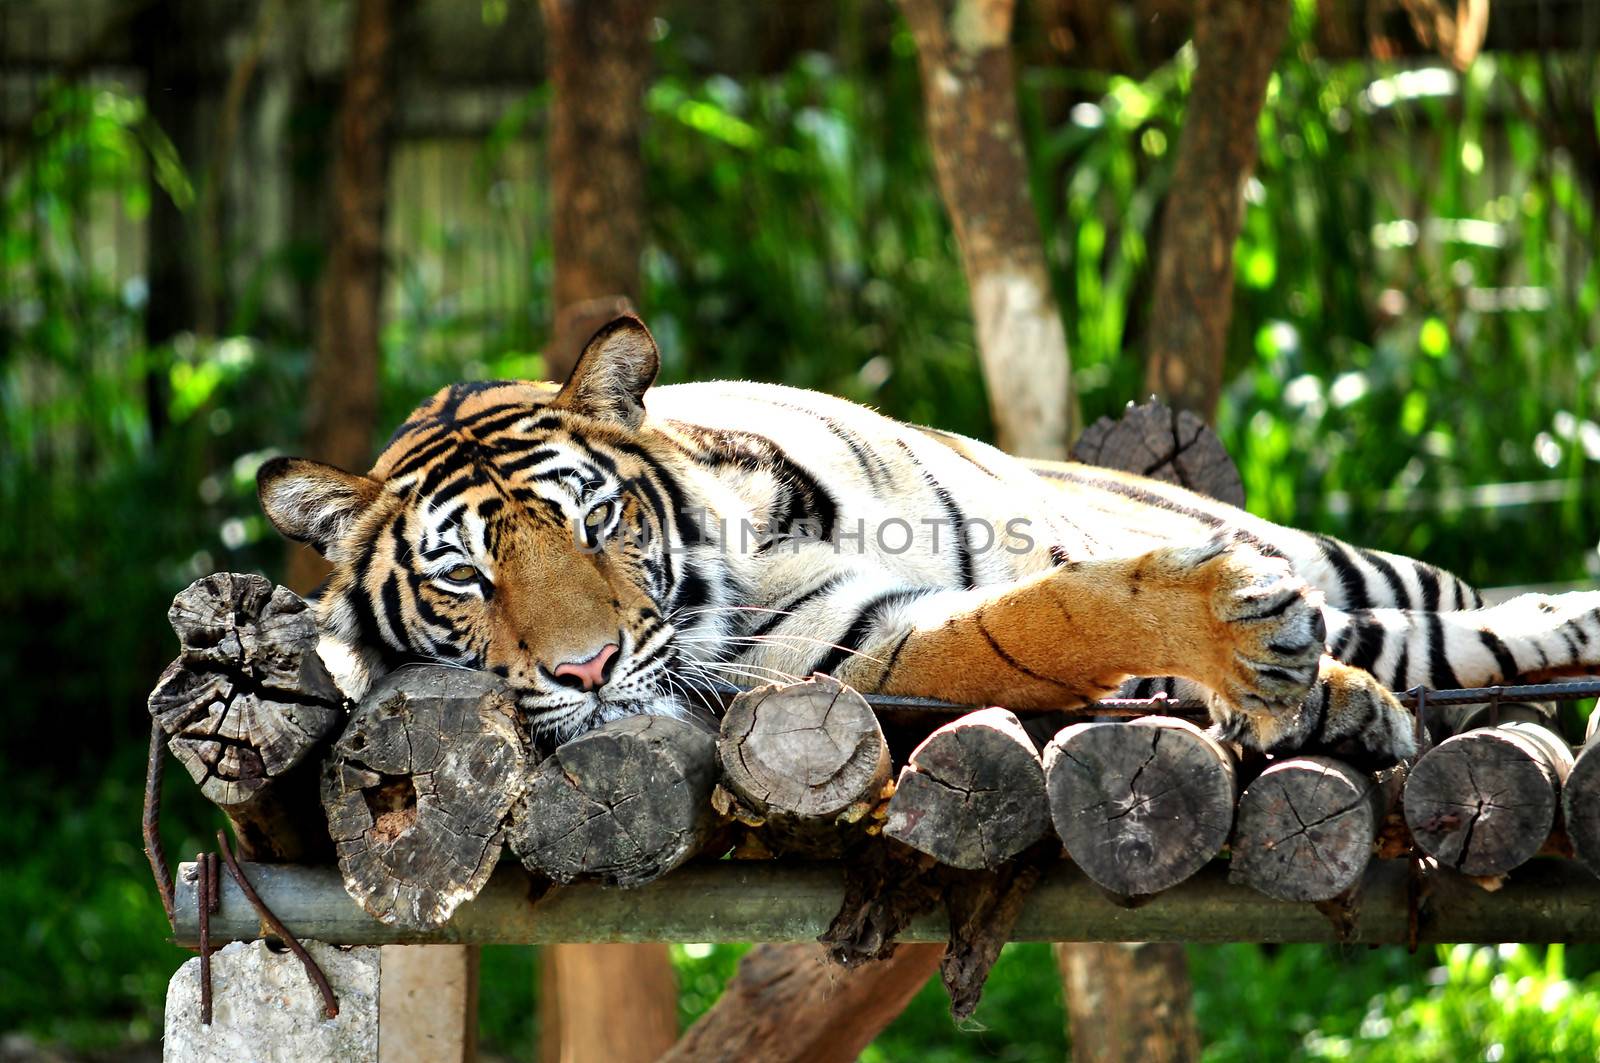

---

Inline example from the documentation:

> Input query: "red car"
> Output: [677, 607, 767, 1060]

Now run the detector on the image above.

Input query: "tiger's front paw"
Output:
[1210, 658, 1416, 768]
[1163, 532, 1324, 718]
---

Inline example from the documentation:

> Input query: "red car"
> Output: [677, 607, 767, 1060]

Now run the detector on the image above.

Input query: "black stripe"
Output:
[1316, 535, 1370, 609]
[1478, 629, 1520, 682]
[1040, 467, 1228, 529]
[975, 611, 1071, 690]
[1359, 549, 1410, 609]
[1345, 620, 1387, 675]
[1390, 642, 1411, 691]
[877, 630, 915, 688]
[1418, 565, 1441, 611]
[809, 588, 932, 677]
[1427, 613, 1461, 689]
[750, 577, 845, 638]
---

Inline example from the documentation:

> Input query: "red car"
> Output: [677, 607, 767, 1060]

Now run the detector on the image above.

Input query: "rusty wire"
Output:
[197, 853, 213, 1026]
[215, 830, 340, 1019]
[705, 676, 1600, 719]
[143, 719, 176, 932]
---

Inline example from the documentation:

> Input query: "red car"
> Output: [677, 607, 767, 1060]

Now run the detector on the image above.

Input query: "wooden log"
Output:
[717, 675, 890, 853]
[1403, 720, 1574, 877]
[322, 667, 528, 929]
[1560, 710, 1600, 878]
[507, 714, 720, 887]
[148, 572, 343, 860]
[659, 942, 943, 1063]
[175, 859, 1600, 947]
[1044, 716, 1236, 896]
[1229, 757, 1387, 902]
[882, 707, 1050, 870]
[1071, 399, 1246, 508]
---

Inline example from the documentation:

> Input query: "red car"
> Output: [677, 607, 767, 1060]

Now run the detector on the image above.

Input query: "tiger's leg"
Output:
[738, 532, 1327, 748]
[1325, 591, 1600, 691]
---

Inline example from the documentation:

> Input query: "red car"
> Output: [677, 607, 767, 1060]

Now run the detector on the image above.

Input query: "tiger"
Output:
[258, 314, 1600, 766]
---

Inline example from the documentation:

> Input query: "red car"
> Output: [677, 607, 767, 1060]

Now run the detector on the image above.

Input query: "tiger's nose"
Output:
[551, 643, 619, 692]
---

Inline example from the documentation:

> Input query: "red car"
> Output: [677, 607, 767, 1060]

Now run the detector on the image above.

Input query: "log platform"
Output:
[1229, 757, 1390, 902]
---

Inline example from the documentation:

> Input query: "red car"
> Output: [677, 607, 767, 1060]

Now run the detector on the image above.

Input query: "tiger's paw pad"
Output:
[1163, 532, 1323, 715]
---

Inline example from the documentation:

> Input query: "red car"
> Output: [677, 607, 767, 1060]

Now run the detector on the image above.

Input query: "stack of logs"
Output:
[147, 405, 1600, 1015]
[150, 569, 1600, 1015]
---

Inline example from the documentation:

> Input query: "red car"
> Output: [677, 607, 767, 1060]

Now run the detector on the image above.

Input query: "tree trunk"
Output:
[539, 0, 653, 382]
[897, 0, 1074, 458]
[290, 0, 398, 594]
[1142, 0, 1289, 420]
[540, 944, 679, 1063]
[659, 943, 943, 1063]
[536, 1, 675, 1050]
[1058, 943, 1200, 1063]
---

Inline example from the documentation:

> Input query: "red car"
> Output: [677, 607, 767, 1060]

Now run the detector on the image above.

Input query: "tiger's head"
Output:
[257, 316, 728, 746]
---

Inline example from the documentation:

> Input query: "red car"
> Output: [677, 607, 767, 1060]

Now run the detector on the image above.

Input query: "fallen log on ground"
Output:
[1044, 716, 1236, 896]
[322, 666, 528, 929]
[717, 675, 891, 855]
[883, 707, 1050, 870]
[1404, 719, 1573, 877]
[507, 714, 721, 886]
[173, 858, 1600, 946]
[1230, 757, 1391, 902]
[148, 572, 343, 861]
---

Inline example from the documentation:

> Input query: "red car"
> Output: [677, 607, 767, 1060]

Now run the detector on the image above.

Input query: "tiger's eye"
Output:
[584, 501, 615, 530]
[444, 563, 477, 583]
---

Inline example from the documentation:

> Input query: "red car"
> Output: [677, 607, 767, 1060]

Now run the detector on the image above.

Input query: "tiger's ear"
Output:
[555, 314, 660, 429]
[257, 456, 381, 556]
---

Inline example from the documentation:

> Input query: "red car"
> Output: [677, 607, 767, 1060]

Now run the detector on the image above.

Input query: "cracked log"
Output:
[717, 675, 891, 855]
[507, 714, 720, 887]
[1044, 716, 1236, 897]
[882, 707, 1050, 870]
[1230, 757, 1389, 902]
[1070, 399, 1245, 508]
[148, 572, 343, 861]
[322, 666, 528, 929]
[1404, 720, 1573, 877]
[1564, 711, 1600, 878]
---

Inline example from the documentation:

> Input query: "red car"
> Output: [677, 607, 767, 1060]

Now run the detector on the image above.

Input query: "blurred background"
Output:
[4, 0, 1600, 1059]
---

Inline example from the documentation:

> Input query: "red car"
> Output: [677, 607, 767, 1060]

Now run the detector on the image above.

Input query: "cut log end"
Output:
[883, 707, 1050, 870]
[151, 573, 344, 806]
[718, 675, 890, 822]
[323, 666, 528, 929]
[508, 713, 719, 887]
[1230, 756, 1383, 902]
[1404, 722, 1573, 877]
[1070, 400, 1245, 508]
[1565, 738, 1600, 878]
[1045, 716, 1236, 896]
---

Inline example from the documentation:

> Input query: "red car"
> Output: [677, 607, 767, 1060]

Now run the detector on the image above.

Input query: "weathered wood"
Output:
[717, 675, 891, 853]
[149, 572, 343, 861]
[1057, 941, 1201, 1063]
[507, 714, 720, 887]
[659, 942, 943, 1063]
[1564, 711, 1600, 878]
[1403, 720, 1573, 877]
[1044, 717, 1236, 896]
[322, 667, 527, 929]
[1071, 400, 1246, 508]
[175, 859, 1600, 946]
[883, 707, 1051, 870]
[1230, 757, 1387, 902]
